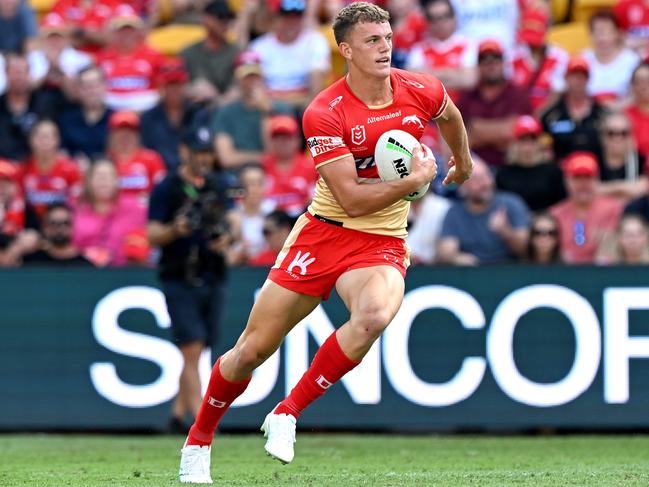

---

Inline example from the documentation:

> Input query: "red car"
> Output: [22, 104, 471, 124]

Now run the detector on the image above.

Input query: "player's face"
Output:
[342, 21, 393, 79]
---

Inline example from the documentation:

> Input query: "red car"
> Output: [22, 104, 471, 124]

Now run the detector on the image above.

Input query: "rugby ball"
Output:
[374, 129, 431, 201]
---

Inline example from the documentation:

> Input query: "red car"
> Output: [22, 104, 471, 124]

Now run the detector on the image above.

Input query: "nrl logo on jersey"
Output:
[328, 95, 343, 111]
[402, 114, 424, 129]
[351, 125, 366, 145]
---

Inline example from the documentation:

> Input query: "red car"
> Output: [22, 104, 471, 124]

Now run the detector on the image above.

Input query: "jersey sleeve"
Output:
[427, 75, 449, 119]
[302, 104, 350, 169]
[148, 151, 167, 187]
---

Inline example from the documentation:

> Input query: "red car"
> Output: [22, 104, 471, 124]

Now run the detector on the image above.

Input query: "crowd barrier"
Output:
[1, 266, 648, 431]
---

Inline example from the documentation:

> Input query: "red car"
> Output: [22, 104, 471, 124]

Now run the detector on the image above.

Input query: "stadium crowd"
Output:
[1, 0, 649, 268]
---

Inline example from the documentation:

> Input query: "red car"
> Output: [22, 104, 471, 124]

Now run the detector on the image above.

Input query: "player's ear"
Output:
[338, 42, 352, 61]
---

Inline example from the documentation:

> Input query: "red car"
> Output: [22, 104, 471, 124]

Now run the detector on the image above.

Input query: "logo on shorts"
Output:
[287, 250, 316, 275]
[402, 114, 423, 129]
[316, 375, 333, 389]
[207, 396, 227, 408]
[351, 125, 366, 145]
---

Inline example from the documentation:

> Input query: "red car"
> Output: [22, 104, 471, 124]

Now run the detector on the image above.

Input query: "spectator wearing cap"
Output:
[248, 0, 331, 110]
[406, 0, 477, 100]
[50, 0, 118, 53]
[0, 53, 55, 161]
[596, 111, 648, 202]
[141, 57, 199, 172]
[180, 0, 239, 105]
[613, 0, 649, 55]
[437, 156, 531, 265]
[261, 114, 318, 217]
[495, 115, 566, 211]
[387, 0, 428, 69]
[456, 39, 531, 167]
[96, 4, 166, 112]
[625, 62, 649, 159]
[58, 66, 113, 162]
[20, 119, 82, 223]
[550, 151, 624, 264]
[450, 0, 519, 52]
[540, 56, 607, 161]
[212, 50, 292, 169]
[0, 0, 38, 53]
[510, 8, 569, 113]
[578, 10, 641, 104]
[107, 111, 167, 199]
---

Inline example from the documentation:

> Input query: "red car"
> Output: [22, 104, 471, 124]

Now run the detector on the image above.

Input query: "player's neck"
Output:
[345, 71, 393, 107]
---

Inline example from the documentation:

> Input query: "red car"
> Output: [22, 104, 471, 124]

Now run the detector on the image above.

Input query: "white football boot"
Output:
[261, 408, 297, 464]
[179, 444, 213, 484]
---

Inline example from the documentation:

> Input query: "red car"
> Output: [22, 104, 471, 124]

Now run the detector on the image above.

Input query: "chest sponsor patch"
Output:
[307, 136, 344, 157]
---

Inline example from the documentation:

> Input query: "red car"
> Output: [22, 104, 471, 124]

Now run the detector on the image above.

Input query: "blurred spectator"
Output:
[550, 151, 623, 263]
[511, 8, 569, 113]
[457, 39, 531, 167]
[387, 0, 427, 69]
[0, 159, 24, 240]
[249, 0, 331, 110]
[212, 51, 292, 169]
[623, 183, 649, 222]
[540, 56, 607, 161]
[406, 192, 452, 264]
[0, 0, 38, 53]
[73, 157, 148, 266]
[625, 62, 649, 159]
[496, 115, 566, 211]
[180, 0, 239, 105]
[227, 164, 274, 265]
[21, 203, 93, 265]
[96, 4, 165, 112]
[405, 0, 477, 100]
[597, 111, 648, 201]
[596, 213, 649, 264]
[262, 114, 318, 217]
[436, 157, 530, 265]
[107, 111, 167, 199]
[580, 10, 640, 103]
[51, 0, 117, 53]
[526, 212, 562, 264]
[0, 53, 54, 161]
[613, 0, 649, 54]
[148, 121, 234, 430]
[58, 66, 113, 162]
[20, 119, 82, 222]
[141, 58, 197, 172]
[450, 0, 519, 51]
[248, 209, 294, 266]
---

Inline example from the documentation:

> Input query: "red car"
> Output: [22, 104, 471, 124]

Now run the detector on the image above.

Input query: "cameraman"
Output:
[148, 120, 234, 433]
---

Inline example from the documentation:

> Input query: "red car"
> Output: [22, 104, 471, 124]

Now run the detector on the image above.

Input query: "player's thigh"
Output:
[335, 265, 405, 326]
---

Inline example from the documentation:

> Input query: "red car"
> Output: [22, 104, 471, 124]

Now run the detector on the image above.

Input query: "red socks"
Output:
[186, 357, 251, 447]
[274, 331, 360, 419]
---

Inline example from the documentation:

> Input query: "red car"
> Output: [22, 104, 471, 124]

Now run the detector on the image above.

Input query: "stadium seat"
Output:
[551, 0, 572, 23]
[147, 24, 206, 56]
[547, 21, 591, 53]
[28, 0, 56, 18]
[572, 0, 616, 21]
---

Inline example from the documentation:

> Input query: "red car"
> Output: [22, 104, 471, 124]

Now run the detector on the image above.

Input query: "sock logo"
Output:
[287, 251, 316, 276]
[316, 375, 333, 390]
[207, 396, 227, 408]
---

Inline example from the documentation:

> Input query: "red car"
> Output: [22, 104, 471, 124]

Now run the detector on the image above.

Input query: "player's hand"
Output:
[410, 144, 437, 186]
[443, 156, 473, 186]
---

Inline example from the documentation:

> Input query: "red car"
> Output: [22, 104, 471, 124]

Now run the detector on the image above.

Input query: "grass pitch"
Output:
[1, 433, 648, 486]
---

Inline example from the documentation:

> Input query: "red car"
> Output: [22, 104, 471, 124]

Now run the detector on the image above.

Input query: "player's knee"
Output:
[351, 305, 393, 342]
[231, 341, 272, 374]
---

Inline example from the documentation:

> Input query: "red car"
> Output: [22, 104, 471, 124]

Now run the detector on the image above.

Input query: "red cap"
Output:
[562, 151, 600, 177]
[158, 57, 189, 85]
[0, 159, 17, 181]
[108, 4, 143, 30]
[513, 115, 542, 139]
[40, 12, 69, 35]
[234, 50, 263, 79]
[109, 111, 140, 130]
[269, 115, 299, 136]
[566, 56, 590, 77]
[478, 39, 504, 57]
[122, 228, 151, 263]
[518, 9, 548, 48]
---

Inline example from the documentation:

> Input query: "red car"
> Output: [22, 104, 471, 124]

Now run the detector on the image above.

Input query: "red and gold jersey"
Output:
[303, 68, 447, 237]
[113, 148, 166, 197]
[20, 157, 82, 218]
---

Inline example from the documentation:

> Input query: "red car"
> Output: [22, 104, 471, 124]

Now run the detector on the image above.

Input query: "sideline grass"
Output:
[1, 434, 648, 486]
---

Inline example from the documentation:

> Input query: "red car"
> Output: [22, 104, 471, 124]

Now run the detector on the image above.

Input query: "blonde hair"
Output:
[332, 2, 390, 44]
[79, 157, 119, 209]
[596, 214, 649, 264]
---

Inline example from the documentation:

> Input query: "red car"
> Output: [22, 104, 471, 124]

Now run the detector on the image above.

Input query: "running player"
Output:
[179, 2, 473, 483]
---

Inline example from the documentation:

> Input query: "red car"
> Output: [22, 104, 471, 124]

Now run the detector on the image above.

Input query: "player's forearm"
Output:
[339, 176, 423, 217]
[437, 101, 472, 168]
[147, 222, 176, 247]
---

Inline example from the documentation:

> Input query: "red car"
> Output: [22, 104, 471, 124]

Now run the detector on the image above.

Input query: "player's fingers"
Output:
[442, 168, 455, 185]
[411, 145, 423, 159]
[447, 156, 456, 167]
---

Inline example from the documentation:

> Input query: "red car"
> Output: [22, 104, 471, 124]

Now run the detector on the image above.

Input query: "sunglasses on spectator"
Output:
[47, 219, 71, 227]
[262, 226, 277, 237]
[532, 228, 558, 237]
[478, 54, 503, 64]
[428, 12, 453, 22]
[604, 129, 630, 138]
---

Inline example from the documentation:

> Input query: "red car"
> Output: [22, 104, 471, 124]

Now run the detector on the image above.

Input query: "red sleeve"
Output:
[65, 160, 83, 199]
[416, 72, 449, 119]
[147, 151, 167, 187]
[302, 104, 350, 169]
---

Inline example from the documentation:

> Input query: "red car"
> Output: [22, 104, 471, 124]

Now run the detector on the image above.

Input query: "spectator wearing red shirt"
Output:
[550, 152, 624, 264]
[511, 8, 569, 113]
[107, 111, 166, 199]
[262, 115, 318, 217]
[387, 0, 428, 68]
[625, 62, 649, 158]
[0, 159, 24, 238]
[456, 39, 531, 167]
[51, 0, 119, 52]
[406, 0, 477, 101]
[248, 209, 295, 266]
[96, 4, 165, 112]
[20, 119, 82, 222]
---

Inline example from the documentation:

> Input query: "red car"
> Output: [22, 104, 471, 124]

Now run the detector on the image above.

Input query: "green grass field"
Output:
[1, 434, 648, 486]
